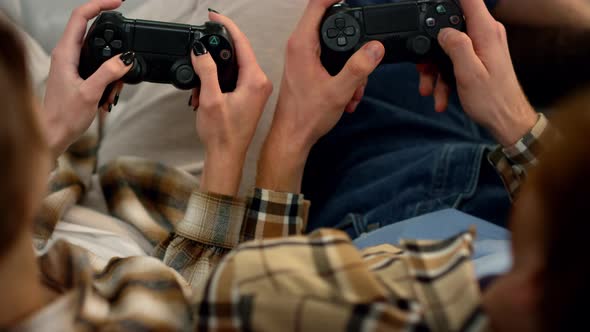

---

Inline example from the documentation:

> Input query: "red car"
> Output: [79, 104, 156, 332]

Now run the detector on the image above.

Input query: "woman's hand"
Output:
[42, 0, 132, 158]
[256, 0, 384, 193]
[190, 12, 273, 196]
[437, 0, 537, 146]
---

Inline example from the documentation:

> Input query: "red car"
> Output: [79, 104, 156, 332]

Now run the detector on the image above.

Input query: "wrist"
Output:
[200, 149, 246, 196]
[256, 126, 311, 193]
[489, 102, 538, 147]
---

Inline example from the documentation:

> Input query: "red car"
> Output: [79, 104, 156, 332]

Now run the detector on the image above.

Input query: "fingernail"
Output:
[208, 8, 220, 14]
[108, 104, 113, 112]
[365, 43, 384, 63]
[188, 95, 193, 106]
[193, 107, 198, 112]
[120, 51, 135, 66]
[114, 93, 120, 106]
[192, 41, 208, 56]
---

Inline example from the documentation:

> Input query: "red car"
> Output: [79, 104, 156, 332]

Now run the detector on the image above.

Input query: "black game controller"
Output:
[79, 12, 238, 106]
[320, 0, 465, 77]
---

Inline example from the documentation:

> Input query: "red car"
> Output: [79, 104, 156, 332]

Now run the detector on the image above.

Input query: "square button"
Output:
[426, 17, 436, 27]
[327, 28, 339, 38]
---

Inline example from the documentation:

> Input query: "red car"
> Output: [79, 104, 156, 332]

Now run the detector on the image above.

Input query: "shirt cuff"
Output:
[501, 113, 549, 169]
[242, 188, 309, 242]
[176, 191, 248, 249]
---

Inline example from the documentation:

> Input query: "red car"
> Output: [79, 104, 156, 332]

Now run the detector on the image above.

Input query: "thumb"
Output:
[334, 41, 384, 93]
[438, 28, 484, 76]
[190, 40, 222, 102]
[80, 51, 134, 103]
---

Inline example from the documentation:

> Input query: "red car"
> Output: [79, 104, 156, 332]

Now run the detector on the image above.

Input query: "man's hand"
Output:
[191, 12, 272, 196]
[42, 0, 131, 158]
[257, 0, 384, 193]
[437, 0, 537, 146]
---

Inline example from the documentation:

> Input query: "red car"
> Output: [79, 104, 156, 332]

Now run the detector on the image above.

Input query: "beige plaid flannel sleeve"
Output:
[488, 113, 558, 200]
[155, 188, 309, 290]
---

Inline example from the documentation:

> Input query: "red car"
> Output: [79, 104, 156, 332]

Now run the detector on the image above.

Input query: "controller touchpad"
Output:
[134, 24, 189, 56]
[364, 5, 419, 35]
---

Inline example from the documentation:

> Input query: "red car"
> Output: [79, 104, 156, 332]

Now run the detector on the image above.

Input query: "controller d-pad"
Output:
[322, 13, 361, 52]
[97, 27, 124, 58]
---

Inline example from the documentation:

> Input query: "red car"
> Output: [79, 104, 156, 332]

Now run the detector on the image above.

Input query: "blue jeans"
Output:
[302, 63, 511, 237]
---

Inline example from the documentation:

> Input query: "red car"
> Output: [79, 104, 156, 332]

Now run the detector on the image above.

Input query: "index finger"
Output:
[460, 0, 497, 36]
[57, 0, 123, 61]
[208, 12, 263, 85]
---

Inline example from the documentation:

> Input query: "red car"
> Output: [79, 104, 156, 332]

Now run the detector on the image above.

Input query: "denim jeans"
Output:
[302, 62, 511, 237]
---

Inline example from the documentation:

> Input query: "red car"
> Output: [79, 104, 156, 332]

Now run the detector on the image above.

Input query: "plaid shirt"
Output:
[10, 114, 551, 331]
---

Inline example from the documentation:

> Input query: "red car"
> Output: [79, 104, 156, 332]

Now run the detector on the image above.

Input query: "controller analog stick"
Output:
[175, 64, 195, 85]
[409, 36, 431, 55]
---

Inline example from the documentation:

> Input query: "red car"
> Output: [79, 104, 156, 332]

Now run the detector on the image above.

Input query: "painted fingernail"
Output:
[114, 93, 120, 106]
[108, 104, 113, 112]
[120, 51, 135, 66]
[193, 107, 198, 112]
[192, 41, 208, 56]
[208, 8, 220, 14]
[188, 95, 193, 106]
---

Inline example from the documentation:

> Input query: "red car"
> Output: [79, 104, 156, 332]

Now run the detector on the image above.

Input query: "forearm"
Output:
[256, 116, 311, 193]
[200, 151, 245, 196]
[493, 0, 590, 28]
